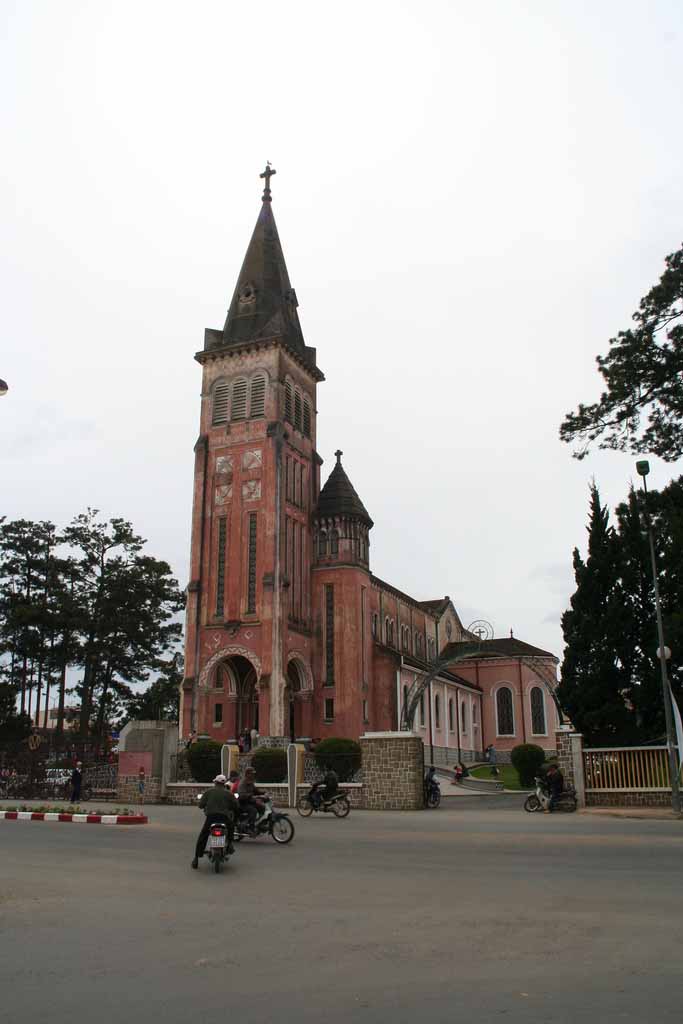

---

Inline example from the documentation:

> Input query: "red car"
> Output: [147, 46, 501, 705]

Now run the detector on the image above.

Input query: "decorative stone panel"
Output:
[360, 732, 424, 810]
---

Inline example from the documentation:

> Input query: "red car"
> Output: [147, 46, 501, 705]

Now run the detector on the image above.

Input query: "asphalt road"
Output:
[0, 795, 681, 1023]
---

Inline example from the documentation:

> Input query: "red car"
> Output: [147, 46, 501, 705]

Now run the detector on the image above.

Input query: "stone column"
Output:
[555, 729, 585, 808]
[360, 732, 424, 810]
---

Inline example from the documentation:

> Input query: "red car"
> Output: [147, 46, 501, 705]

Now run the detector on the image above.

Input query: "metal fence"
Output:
[583, 746, 672, 792]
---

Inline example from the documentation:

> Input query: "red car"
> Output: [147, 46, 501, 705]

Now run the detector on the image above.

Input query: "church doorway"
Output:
[285, 660, 305, 741]
[214, 655, 258, 738]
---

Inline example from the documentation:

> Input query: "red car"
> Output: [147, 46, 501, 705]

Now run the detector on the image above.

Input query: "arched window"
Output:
[303, 397, 311, 437]
[403, 685, 408, 719]
[448, 698, 454, 732]
[461, 701, 468, 733]
[434, 694, 440, 729]
[330, 530, 339, 556]
[372, 613, 378, 639]
[212, 381, 229, 425]
[496, 687, 515, 736]
[231, 378, 248, 420]
[284, 380, 293, 422]
[250, 373, 266, 417]
[530, 687, 546, 734]
[402, 626, 408, 651]
[419, 693, 425, 726]
[294, 389, 302, 431]
[318, 531, 327, 558]
[416, 633, 422, 656]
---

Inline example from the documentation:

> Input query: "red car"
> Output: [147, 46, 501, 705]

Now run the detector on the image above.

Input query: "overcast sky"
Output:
[2, 0, 682, 669]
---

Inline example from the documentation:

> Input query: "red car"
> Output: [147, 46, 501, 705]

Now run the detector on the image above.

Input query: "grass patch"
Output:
[470, 764, 526, 790]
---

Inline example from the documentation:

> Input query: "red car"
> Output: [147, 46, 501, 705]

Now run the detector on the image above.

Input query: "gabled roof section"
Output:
[316, 452, 373, 527]
[417, 597, 451, 617]
[443, 637, 557, 661]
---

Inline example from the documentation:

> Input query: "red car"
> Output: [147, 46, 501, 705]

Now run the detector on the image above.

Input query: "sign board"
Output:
[119, 751, 153, 778]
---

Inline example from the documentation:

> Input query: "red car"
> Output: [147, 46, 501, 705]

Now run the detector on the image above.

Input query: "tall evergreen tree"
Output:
[558, 484, 636, 743]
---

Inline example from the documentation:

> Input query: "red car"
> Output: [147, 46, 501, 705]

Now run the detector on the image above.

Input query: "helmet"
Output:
[213, 774, 227, 784]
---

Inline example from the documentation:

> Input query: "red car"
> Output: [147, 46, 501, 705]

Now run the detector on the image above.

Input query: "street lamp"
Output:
[635, 460, 681, 814]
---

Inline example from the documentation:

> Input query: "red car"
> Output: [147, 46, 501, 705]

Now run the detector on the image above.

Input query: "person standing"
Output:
[250, 726, 259, 750]
[70, 761, 83, 803]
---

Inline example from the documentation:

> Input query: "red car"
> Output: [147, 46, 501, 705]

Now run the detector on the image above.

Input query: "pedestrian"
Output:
[243, 729, 251, 753]
[237, 733, 244, 754]
[250, 726, 259, 750]
[229, 770, 241, 795]
[70, 761, 83, 803]
[487, 745, 498, 777]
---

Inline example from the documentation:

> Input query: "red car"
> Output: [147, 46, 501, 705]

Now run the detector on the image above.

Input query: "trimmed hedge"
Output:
[510, 743, 546, 788]
[313, 737, 361, 782]
[186, 740, 222, 783]
[252, 747, 287, 783]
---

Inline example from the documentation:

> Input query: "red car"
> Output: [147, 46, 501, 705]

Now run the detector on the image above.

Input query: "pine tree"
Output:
[558, 484, 636, 743]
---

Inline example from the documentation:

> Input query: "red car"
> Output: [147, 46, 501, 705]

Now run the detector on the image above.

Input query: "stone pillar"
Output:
[360, 732, 424, 810]
[555, 729, 585, 808]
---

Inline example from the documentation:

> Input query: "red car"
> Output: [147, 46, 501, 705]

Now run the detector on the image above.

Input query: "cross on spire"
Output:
[260, 161, 276, 201]
[335, 450, 343, 464]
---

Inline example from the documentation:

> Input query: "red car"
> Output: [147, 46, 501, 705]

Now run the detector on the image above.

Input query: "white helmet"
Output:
[213, 774, 227, 784]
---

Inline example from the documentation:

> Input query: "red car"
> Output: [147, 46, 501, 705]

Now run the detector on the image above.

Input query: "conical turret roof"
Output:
[316, 452, 373, 527]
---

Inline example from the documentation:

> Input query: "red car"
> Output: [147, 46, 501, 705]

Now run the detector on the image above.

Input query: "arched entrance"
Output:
[284, 659, 313, 741]
[212, 654, 259, 739]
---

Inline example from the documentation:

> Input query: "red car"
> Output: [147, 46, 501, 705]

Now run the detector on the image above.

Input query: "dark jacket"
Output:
[547, 770, 564, 796]
[237, 779, 263, 802]
[199, 786, 238, 818]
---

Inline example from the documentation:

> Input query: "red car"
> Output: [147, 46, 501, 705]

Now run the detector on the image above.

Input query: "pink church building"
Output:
[180, 168, 561, 763]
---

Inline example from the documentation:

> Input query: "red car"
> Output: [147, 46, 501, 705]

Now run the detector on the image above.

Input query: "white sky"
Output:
[2, 0, 682, 667]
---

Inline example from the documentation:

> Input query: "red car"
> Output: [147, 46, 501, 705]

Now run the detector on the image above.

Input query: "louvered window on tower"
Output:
[250, 374, 266, 418]
[303, 397, 311, 437]
[330, 530, 339, 556]
[294, 390, 302, 431]
[231, 379, 248, 420]
[284, 381, 293, 422]
[212, 382, 229, 425]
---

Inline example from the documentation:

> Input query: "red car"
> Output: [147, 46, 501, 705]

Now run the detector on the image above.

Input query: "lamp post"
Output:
[635, 460, 681, 814]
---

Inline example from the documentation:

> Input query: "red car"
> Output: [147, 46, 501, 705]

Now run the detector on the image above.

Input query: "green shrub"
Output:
[510, 743, 546, 788]
[314, 737, 361, 782]
[251, 747, 287, 783]
[186, 740, 222, 782]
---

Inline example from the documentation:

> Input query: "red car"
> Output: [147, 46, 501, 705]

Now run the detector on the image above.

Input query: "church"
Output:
[180, 167, 561, 763]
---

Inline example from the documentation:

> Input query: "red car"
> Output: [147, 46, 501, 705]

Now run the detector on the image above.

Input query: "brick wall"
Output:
[164, 781, 362, 809]
[360, 733, 424, 810]
[117, 775, 162, 804]
[586, 791, 673, 808]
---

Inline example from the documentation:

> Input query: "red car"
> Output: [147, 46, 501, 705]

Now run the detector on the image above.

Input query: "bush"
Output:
[186, 740, 221, 782]
[510, 743, 546, 788]
[314, 737, 361, 782]
[251, 747, 287, 783]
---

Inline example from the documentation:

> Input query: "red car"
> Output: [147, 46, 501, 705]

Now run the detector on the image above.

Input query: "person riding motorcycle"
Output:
[545, 764, 564, 812]
[424, 765, 439, 803]
[237, 767, 267, 832]
[312, 765, 339, 809]
[192, 774, 238, 869]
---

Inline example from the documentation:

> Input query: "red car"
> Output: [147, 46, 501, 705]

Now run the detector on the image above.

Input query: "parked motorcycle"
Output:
[234, 796, 295, 844]
[205, 820, 232, 873]
[524, 776, 577, 813]
[296, 783, 351, 818]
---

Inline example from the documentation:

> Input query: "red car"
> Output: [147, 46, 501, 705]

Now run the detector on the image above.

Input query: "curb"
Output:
[0, 811, 147, 825]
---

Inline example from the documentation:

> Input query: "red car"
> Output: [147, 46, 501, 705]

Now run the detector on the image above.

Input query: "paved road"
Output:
[1, 797, 681, 1023]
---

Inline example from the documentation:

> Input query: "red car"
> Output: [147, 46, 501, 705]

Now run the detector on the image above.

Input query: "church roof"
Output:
[417, 597, 451, 617]
[201, 165, 321, 377]
[316, 452, 373, 527]
[442, 637, 557, 661]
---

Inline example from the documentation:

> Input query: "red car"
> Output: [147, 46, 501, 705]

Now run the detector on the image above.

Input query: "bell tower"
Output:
[181, 167, 324, 744]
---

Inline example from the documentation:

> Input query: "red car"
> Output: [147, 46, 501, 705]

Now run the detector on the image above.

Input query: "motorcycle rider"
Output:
[237, 766, 267, 833]
[228, 770, 241, 795]
[312, 764, 339, 809]
[545, 763, 564, 812]
[424, 764, 438, 803]
[191, 774, 238, 869]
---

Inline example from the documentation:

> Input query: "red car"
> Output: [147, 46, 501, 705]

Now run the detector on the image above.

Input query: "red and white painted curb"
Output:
[0, 811, 147, 825]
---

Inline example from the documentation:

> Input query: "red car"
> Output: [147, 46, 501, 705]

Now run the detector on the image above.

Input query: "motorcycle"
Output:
[296, 783, 351, 817]
[424, 774, 441, 809]
[524, 776, 577, 813]
[234, 796, 295, 844]
[205, 820, 232, 873]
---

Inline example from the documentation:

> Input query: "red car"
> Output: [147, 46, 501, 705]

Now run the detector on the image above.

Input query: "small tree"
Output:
[251, 747, 287, 783]
[511, 744, 546, 788]
[186, 740, 221, 783]
[314, 737, 361, 782]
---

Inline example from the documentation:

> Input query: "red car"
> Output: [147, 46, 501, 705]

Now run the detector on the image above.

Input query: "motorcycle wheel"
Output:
[427, 791, 441, 809]
[213, 853, 221, 874]
[561, 798, 578, 813]
[296, 795, 314, 817]
[270, 815, 295, 844]
[332, 796, 350, 818]
[524, 795, 542, 812]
